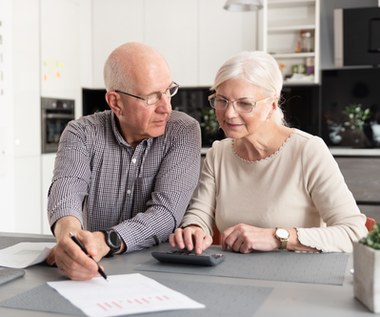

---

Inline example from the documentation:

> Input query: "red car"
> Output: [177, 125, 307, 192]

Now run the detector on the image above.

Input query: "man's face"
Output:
[105, 46, 175, 147]
[115, 81, 174, 147]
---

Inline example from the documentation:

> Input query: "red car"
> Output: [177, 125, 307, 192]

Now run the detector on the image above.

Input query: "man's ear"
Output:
[106, 91, 122, 115]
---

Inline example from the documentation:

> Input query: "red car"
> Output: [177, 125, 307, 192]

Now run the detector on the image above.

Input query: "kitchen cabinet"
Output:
[40, 0, 82, 115]
[41, 154, 56, 234]
[335, 156, 380, 221]
[91, 0, 144, 88]
[91, 0, 257, 87]
[14, 157, 42, 233]
[145, 0, 198, 86]
[0, 0, 88, 234]
[198, 0, 256, 86]
[263, 0, 320, 84]
[0, 0, 42, 233]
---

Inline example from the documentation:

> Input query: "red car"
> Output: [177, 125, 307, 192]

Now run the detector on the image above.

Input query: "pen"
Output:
[69, 232, 108, 280]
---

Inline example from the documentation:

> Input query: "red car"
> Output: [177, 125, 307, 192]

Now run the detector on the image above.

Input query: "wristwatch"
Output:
[101, 229, 122, 257]
[275, 228, 290, 250]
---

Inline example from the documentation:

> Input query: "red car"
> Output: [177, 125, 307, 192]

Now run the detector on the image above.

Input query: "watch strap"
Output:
[279, 237, 288, 250]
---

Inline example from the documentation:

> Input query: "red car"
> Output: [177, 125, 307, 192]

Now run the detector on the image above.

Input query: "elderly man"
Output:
[46, 42, 201, 280]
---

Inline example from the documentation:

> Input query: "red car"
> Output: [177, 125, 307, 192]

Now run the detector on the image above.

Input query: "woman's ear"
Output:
[106, 91, 122, 115]
[265, 98, 277, 120]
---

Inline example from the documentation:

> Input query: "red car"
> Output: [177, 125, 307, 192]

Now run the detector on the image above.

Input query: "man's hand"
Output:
[46, 217, 110, 280]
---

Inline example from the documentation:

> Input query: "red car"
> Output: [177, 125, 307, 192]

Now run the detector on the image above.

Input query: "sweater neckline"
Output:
[231, 130, 295, 163]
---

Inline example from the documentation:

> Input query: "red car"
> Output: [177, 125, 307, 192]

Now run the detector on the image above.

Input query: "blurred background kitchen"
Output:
[1, 0, 379, 234]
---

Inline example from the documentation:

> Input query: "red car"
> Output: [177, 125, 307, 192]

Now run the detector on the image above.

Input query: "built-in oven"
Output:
[41, 97, 75, 153]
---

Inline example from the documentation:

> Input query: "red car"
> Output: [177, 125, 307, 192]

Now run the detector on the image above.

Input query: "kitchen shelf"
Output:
[268, 24, 315, 32]
[268, 0, 316, 8]
[271, 52, 315, 58]
[263, 0, 320, 84]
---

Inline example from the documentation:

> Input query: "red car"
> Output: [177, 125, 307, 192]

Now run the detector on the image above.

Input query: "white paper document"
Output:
[48, 273, 205, 317]
[0, 242, 56, 268]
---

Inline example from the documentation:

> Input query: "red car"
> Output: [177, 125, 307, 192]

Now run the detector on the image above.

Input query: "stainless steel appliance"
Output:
[41, 97, 75, 153]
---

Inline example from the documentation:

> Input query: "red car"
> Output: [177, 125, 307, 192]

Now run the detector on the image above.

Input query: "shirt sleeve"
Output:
[47, 120, 91, 230]
[296, 136, 368, 252]
[115, 117, 202, 252]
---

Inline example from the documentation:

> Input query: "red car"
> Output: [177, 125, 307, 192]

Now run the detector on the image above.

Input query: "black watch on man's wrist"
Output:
[101, 229, 122, 257]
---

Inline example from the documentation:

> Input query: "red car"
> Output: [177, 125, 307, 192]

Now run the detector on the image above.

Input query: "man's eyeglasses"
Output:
[208, 94, 273, 114]
[115, 82, 179, 106]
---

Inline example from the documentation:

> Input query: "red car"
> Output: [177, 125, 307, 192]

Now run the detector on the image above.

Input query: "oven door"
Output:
[42, 114, 73, 153]
[41, 97, 75, 153]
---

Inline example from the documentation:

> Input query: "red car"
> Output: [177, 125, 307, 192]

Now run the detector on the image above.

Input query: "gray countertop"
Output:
[0, 232, 374, 317]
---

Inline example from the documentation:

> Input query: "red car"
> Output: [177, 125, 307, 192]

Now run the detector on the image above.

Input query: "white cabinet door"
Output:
[40, 0, 83, 118]
[144, 0, 198, 87]
[198, 0, 256, 86]
[92, 0, 144, 88]
[41, 153, 56, 234]
[12, 0, 40, 158]
[14, 156, 41, 233]
[91, 0, 256, 87]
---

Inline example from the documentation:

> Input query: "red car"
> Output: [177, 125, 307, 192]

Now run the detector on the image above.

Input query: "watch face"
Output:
[109, 231, 121, 248]
[276, 228, 289, 239]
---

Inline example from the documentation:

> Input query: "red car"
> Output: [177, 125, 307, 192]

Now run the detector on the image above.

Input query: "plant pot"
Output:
[341, 128, 369, 148]
[353, 241, 380, 313]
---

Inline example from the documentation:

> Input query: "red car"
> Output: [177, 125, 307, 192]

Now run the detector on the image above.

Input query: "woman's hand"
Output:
[222, 224, 278, 253]
[169, 225, 213, 254]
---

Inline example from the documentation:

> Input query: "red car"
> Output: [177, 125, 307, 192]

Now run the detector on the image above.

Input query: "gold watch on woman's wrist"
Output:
[275, 228, 290, 250]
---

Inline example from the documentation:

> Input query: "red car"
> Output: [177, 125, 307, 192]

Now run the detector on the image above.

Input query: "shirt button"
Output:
[126, 189, 131, 195]
[131, 158, 137, 164]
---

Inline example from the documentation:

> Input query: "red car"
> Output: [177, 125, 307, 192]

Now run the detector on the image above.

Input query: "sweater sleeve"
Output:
[180, 144, 218, 236]
[296, 136, 368, 252]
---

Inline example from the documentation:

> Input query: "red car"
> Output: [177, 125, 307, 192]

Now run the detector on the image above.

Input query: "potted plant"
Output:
[200, 108, 224, 147]
[341, 104, 371, 147]
[353, 222, 380, 312]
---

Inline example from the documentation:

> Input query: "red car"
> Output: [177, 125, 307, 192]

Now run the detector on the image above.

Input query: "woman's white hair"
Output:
[211, 51, 286, 125]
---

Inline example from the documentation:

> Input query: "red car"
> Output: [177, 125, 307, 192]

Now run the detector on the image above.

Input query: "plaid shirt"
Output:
[48, 110, 201, 252]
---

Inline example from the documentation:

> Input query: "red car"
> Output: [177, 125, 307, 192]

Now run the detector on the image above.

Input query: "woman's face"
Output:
[213, 78, 274, 139]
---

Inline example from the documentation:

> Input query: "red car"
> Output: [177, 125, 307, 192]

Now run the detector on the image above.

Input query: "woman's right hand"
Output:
[169, 225, 213, 255]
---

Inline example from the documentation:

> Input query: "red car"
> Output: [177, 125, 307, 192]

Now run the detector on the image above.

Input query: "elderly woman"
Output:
[170, 51, 367, 254]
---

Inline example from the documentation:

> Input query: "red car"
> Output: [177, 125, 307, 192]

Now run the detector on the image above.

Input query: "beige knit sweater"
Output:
[181, 129, 367, 252]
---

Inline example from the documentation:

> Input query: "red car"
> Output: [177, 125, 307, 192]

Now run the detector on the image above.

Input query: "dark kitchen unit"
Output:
[321, 67, 380, 148]
[82, 86, 322, 148]
[41, 97, 75, 153]
[82, 88, 108, 116]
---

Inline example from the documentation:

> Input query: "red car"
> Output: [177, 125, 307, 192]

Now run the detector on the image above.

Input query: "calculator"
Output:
[151, 250, 225, 266]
